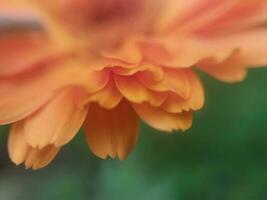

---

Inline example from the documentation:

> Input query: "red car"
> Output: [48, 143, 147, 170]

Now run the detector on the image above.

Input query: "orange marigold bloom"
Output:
[0, 0, 267, 169]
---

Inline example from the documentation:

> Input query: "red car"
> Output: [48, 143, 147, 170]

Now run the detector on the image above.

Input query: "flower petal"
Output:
[0, 32, 54, 76]
[0, 10, 90, 77]
[0, 5, 81, 77]
[0, 0, 38, 16]
[161, 70, 205, 112]
[163, 0, 234, 33]
[198, 51, 247, 82]
[0, 61, 102, 125]
[84, 100, 140, 160]
[86, 79, 123, 109]
[195, 0, 267, 34]
[233, 30, 267, 67]
[115, 75, 167, 106]
[165, 0, 267, 34]
[24, 87, 88, 148]
[101, 38, 142, 64]
[132, 103, 192, 132]
[138, 68, 191, 98]
[8, 122, 29, 165]
[197, 29, 267, 82]
[8, 121, 60, 170]
[112, 63, 164, 80]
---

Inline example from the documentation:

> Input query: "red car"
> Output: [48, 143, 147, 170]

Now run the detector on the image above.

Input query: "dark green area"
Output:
[0, 68, 267, 200]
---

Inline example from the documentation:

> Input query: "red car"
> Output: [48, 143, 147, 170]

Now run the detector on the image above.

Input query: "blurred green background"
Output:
[0, 68, 267, 200]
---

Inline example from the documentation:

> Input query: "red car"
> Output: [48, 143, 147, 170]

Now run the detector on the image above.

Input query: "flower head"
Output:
[1, 0, 267, 169]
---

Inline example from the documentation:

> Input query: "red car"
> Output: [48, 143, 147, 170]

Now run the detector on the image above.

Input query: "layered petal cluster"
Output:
[0, 0, 267, 169]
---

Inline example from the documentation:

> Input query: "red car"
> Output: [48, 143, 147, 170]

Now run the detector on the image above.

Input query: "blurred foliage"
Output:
[0, 68, 267, 200]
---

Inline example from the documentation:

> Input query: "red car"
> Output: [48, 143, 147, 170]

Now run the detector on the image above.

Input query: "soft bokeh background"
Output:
[0, 68, 267, 200]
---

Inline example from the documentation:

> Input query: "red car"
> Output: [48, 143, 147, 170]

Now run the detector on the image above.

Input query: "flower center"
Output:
[55, 0, 141, 31]
[87, 0, 140, 25]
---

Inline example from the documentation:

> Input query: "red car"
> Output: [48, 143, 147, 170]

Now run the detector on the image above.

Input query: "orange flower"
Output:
[0, 0, 267, 169]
